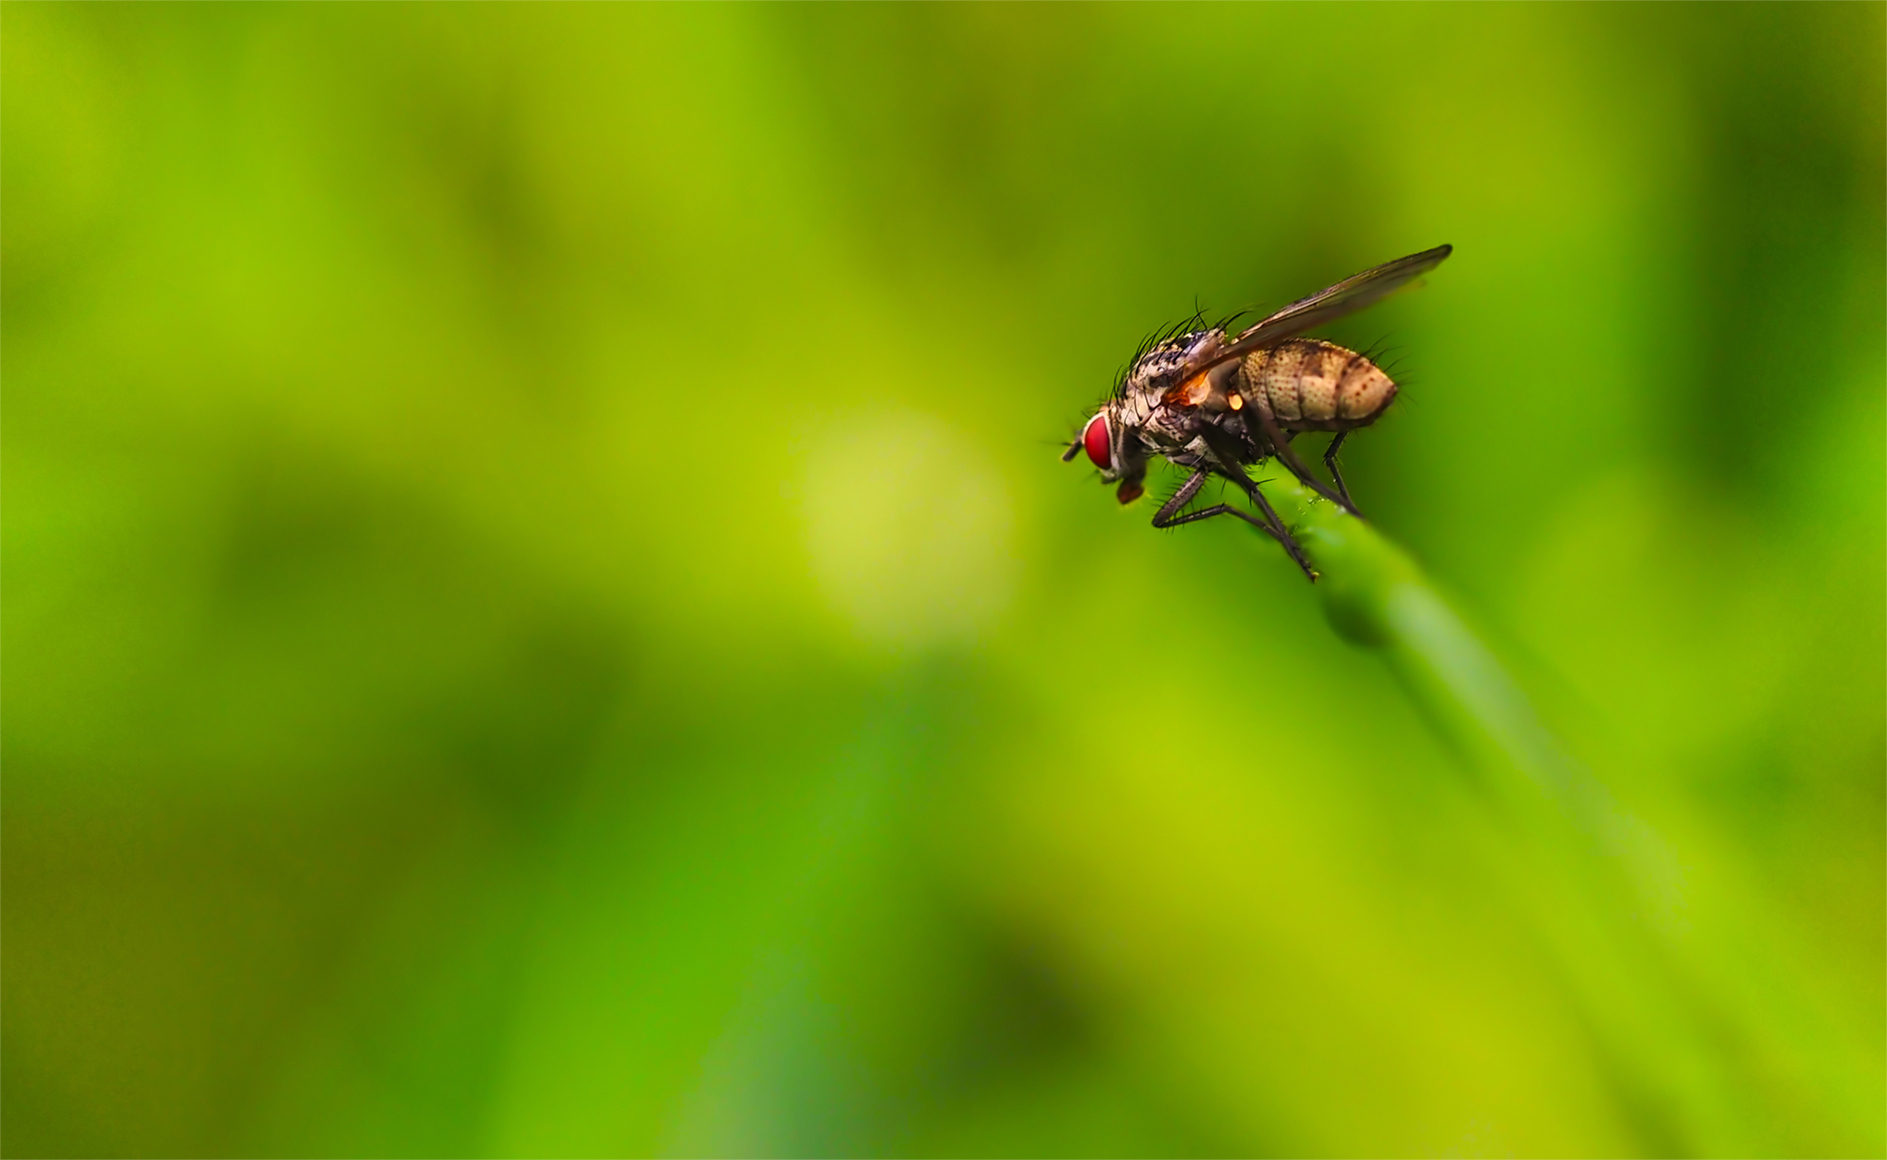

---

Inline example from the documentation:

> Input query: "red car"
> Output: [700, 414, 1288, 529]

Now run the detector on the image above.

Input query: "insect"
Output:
[1063, 245, 1451, 580]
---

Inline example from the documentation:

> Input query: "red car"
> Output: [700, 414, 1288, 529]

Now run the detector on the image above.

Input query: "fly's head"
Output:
[1064, 327, 1228, 504]
[1065, 402, 1146, 504]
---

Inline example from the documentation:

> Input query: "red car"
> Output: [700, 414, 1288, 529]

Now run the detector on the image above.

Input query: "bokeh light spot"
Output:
[800, 408, 1014, 649]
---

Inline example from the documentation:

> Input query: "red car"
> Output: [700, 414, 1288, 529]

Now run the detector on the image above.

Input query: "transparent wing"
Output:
[1186, 244, 1452, 375]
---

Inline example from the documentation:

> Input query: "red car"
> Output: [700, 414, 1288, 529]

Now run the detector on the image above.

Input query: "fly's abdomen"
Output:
[1239, 339, 1397, 432]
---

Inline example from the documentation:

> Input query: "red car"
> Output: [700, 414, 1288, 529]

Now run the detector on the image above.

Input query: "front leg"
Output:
[1152, 469, 1292, 544]
[1150, 468, 1210, 525]
[1162, 448, 1313, 584]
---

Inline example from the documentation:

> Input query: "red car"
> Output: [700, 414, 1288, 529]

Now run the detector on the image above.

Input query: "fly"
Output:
[1063, 244, 1452, 581]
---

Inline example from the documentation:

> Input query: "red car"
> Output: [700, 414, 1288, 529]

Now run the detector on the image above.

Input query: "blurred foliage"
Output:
[4, 4, 1882, 1157]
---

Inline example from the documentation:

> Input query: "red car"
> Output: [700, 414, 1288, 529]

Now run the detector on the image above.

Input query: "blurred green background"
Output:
[5, 4, 1883, 1156]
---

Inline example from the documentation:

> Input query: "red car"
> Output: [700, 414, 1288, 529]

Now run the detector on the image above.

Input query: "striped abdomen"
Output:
[1238, 338, 1397, 432]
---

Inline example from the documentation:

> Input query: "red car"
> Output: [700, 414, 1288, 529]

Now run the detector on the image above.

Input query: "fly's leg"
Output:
[1247, 398, 1359, 517]
[1322, 430, 1359, 515]
[1150, 468, 1211, 524]
[1150, 468, 1316, 580]
[1243, 484, 1318, 581]
[1152, 470, 1262, 531]
[1153, 501, 1288, 537]
[1153, 471, 1282, 539]
[1156, 498, 1317, 581]
[1192, 431, 1320, 581]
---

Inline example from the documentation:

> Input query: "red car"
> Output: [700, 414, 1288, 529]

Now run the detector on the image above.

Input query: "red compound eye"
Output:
[1082, 413, 1111, 470]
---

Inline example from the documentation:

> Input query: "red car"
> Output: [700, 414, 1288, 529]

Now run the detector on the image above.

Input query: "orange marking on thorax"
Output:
[1163, 373, 1211, 408]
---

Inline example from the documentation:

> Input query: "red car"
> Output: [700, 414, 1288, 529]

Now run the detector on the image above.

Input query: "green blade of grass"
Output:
[1255, 475, 1879, 1155]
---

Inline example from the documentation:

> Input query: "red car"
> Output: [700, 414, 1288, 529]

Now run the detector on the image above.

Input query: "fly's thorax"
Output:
[1116, 398, 1202, 463]
[1116, 390, 1158, 430]
[1118, 328, 1226, 414]
[1239, 339, 1397, 431]
[1111, 384, 1194, 462]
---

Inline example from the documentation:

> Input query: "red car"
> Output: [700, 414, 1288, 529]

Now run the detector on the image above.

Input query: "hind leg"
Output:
[1248, 401, 1359, 517]
[1322, 430, 1359, 515]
